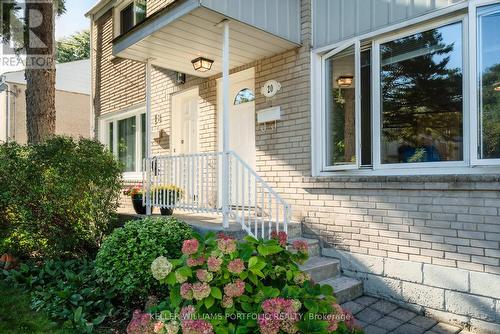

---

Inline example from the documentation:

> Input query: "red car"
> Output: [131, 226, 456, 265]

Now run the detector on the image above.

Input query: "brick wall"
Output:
[146, 0, 176, 17]
[93, 9, 146, 136]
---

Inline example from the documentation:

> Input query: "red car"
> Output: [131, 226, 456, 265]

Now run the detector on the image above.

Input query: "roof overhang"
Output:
[112, 0, 301, 78]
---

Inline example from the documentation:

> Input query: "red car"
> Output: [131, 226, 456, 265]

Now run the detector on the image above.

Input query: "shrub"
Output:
[139, 232, 361, 334]
[0, 137, 122, 259]
[2, 259, 120, 333]
[95, 217, 194, 302]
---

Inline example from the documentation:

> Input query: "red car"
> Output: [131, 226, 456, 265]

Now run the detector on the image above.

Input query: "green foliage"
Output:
[0, 280, 72, 334]
[2, 259, 119, 333]
[147, 233, 360, 334]
[0, 136, 123, 259]
[95, 217, 194, 302]
[56, 30, 90, 63]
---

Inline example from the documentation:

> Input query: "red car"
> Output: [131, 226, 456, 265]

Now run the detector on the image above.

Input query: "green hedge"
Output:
[95, 217, 194, 302]
[0, 137, 123, 259]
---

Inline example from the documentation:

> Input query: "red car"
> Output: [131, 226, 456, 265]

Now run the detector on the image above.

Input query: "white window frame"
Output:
[320, 41, 361, 171]
[99, 104, 146, 180]
[311, 0, 500, 176]
[470, 0, 500, 166]
[372, 15, 469, 170]
[113, 0, 145, 37]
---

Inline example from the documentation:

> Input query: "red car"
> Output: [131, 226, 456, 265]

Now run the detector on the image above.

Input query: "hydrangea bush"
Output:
[134, 231, 361, 334]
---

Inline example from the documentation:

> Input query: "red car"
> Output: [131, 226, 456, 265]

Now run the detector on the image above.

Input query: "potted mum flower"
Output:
[139, 232, 361, 334]
[124, 184, 146, 215]
[123, 185, 183, 215]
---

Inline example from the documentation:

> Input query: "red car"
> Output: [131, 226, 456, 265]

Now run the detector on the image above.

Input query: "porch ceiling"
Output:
[112, 0, 300, 78]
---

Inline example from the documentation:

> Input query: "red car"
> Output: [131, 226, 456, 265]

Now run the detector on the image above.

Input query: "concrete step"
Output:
[289, 237, 320, 257]
[299, 256, 340, 282]
[320, 276, 363, 304]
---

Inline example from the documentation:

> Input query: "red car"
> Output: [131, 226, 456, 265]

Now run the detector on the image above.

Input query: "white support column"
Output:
[145, 58, 153, 216]
[221, 20, 230, 228]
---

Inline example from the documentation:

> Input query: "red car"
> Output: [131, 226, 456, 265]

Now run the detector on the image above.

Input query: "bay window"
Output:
[102, 107, 146, 175]
[314, 2, 500, 175]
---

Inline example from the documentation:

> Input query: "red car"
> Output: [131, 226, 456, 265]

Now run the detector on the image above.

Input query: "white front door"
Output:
[172, 88, 199, 154]
[218, 68, 257, 169]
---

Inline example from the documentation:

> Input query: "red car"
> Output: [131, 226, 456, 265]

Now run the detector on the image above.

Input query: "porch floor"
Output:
[116, 207, 301, 239]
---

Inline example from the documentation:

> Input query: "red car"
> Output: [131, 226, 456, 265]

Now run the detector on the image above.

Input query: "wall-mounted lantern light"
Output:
[337, 75, 354, 88]
[191, 57, 214, 72]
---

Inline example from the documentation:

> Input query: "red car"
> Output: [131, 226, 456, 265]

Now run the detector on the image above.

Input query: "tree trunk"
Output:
[24, 1, 56, 143]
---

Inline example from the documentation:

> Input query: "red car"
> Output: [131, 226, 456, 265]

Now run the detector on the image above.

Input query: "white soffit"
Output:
[113, 5, 299, 78]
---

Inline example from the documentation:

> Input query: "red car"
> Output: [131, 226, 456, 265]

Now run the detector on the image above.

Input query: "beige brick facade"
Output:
[92, 1, 500, 329]
[92, 0, 500, 275]
[146, 0, 175, 16]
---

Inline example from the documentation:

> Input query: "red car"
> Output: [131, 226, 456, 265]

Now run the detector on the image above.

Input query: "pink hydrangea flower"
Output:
[126, 310, 153, 334]
[258, 313, 281, 334]
[153, 321, 165, 333]
[227, 259, 245, 274]
[217, 236, 237, 254]
[221, 295, 233, 308]
[292, 239, 308, 253]
[224, 279, 245, 298]
[192, 282, 211, 301]
[180, 283, 193, 300]
[180, 305, 196, 320]
[259, 298, 300, 334]
[182, 239, 199, 255]
[187, 256, 205, 267]
[207, 256, 223, 272]
[262, 298, 295, 314]
[181, 319, 214, 334]
[196, 269, 213, 282]
[271, 231, 288, 247]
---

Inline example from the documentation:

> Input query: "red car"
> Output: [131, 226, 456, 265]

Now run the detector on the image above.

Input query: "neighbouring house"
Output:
[0, 59, 91, 143]
[87, 1, 500, 332]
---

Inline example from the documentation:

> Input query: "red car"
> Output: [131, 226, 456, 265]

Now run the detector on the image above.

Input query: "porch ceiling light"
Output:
[191, 57, 214, 72]
[337, 75, 353, 88]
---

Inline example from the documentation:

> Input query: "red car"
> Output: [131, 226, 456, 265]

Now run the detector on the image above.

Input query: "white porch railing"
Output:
[142, 152, 291, 239]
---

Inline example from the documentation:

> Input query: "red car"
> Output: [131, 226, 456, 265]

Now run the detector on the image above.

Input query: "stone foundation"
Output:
[323, 248, 500, 334]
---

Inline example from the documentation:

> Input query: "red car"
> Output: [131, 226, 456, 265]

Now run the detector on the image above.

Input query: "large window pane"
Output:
[325, 45, 356, 167]
[380, 22, 463, 164]
[118, 116, 136, 172]
[478, 5, 500, 159]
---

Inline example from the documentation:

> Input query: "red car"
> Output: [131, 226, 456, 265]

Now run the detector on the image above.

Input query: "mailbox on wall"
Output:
[257, 106, 281, 123]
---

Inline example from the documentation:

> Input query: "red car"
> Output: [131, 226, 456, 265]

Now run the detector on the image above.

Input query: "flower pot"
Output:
[160, 207, 174, 216]
[132, 196, 147, 215]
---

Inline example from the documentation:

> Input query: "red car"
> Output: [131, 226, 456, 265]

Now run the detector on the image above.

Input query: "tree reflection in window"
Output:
[380, 22, 463, 164]
[234, 88, 255, 105]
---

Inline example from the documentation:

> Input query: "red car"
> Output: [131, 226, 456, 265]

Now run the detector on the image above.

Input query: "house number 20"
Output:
[261, 80, 282, 98]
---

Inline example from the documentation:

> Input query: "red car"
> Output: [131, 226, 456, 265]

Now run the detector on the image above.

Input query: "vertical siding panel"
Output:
[357, 0, 372, 34]
[253, 0, 266, 35]
[392, 0, 410, 22]
[313, 0, 462, 48]
[342, 0, 356, 38]
[373, 0, 390, 29]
